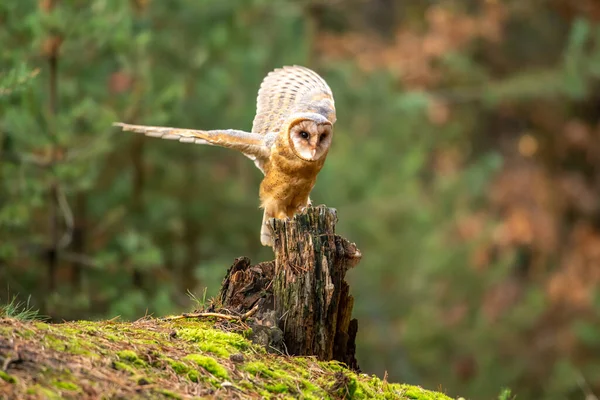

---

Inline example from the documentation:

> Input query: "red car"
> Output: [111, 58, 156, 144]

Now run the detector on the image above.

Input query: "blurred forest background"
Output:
[2, 0, 600, 399]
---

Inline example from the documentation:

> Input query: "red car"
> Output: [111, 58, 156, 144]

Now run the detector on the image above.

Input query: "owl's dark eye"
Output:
[320, 133, 327, 141]
[299, 131, 309, 140]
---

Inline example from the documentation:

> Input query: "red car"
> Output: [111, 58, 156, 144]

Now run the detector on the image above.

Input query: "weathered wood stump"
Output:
[216, 206, 362, 370]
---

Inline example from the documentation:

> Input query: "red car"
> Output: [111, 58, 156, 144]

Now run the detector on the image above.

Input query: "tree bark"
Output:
[217, 206, 362, 370]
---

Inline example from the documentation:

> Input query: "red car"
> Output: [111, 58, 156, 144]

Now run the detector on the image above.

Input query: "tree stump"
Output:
[217, 206, 362, 370]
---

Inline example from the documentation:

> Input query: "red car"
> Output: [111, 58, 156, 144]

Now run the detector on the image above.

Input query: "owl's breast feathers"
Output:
[259, 137, 326, 210]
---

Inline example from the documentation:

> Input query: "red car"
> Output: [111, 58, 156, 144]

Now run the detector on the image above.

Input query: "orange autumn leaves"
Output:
[317, 2, 506, 89]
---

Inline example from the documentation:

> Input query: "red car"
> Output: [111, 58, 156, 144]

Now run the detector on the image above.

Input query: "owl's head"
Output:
[287, 113, 333, 162]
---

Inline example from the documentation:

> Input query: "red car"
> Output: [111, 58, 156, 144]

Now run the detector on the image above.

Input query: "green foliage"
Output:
[187, 287, 209, 311]
[0, 295, 46, 321]
[0, 64, 39, 99]
[498, 388, 513, 400]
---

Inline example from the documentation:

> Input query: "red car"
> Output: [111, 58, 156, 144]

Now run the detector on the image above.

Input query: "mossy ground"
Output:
[0, 317, 454, 399]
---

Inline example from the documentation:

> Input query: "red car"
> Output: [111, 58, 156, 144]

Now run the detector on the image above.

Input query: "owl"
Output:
[114, 65, 336, 246]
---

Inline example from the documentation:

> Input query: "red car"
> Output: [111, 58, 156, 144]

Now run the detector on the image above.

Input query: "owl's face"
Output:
[289, 119, 333, 162]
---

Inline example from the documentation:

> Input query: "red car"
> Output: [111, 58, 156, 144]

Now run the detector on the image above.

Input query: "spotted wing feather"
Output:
[252, 65, 336, 135]
[113, 123, 274, 169]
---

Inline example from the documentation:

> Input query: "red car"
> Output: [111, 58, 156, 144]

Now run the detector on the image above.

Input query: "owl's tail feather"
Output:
[260, 210, 275, 247]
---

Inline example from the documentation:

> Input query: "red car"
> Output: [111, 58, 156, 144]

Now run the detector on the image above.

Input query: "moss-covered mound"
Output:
[0, 317, 453, 399]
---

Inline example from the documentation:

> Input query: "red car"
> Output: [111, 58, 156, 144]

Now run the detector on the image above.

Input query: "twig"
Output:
[162, 303, 259, 322]
[162, 312, 237, 322]
[1, 355, 12, 371]
[241, 304, 259, 319]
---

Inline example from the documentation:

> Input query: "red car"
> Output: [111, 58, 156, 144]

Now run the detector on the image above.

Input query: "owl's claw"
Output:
[297, 205, 310, 214]
[299, 198, 312, 214]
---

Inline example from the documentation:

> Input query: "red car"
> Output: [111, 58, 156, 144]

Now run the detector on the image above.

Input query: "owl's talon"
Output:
[297, 205, 310, 214]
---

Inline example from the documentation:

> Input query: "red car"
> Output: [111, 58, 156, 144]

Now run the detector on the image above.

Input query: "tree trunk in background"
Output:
[130, 134, 145, 289]
[218, 206, 362, 370]
[69, 192, 86, 287]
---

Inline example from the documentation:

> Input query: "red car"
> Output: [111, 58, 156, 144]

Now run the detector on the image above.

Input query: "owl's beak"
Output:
[310, 148, 317, 158]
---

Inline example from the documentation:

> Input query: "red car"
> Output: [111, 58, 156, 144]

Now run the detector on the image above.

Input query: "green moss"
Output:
[300, 379, 320, 393]
[45, 335, 65, 351]
[25, 385, 60, 399]
[58, 326, 83, 336]
[156, 389, 182, 399]
[243, 361, 276, 378]
[264, 382, 289, 393]
[53, 380, 80, 391]
[17, 329, 35, 339]
[281, 358, 311, 379]
[301, 394, 321, 400]
[117, 349, 138, 361]
[323, 360, 346, 372]
[348, 376, 360, 398]
[187, 369, 200, 383]
[0, 327, 13, 337]
[34, 322, 49, 330]
[0, 370, 17, 383]
[42, 330, 96, 357]
[104, 333, 121, 342]
[356, 378, 378, 398]
[165, 358, 189, 374]
[197, 342, 230, 358]
[117, 350, 147, 367]
[241, 328, 253, 338]
[243, 360, 300, 395]
[293, 358, 308, 367]
[0, 317, 455, 400]
[113, 361, 135, 373]
[239, 380, 253, 389]
[396, 384, 451, 400]
[184, 354, 228, 379]
[134, 375, 152, 385]
[177, 327, 249, 353]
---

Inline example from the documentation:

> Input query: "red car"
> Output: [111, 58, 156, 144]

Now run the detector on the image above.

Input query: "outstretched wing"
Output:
[252, 65, 336, 135]
[114, 122, 275, 173]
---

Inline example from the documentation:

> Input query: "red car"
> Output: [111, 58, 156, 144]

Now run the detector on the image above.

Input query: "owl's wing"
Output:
[114, 122, 275, 172]
[252, 65, 336, 135]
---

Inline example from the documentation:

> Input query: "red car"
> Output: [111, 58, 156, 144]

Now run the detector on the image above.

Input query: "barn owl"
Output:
[114, 65, 336, 246]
